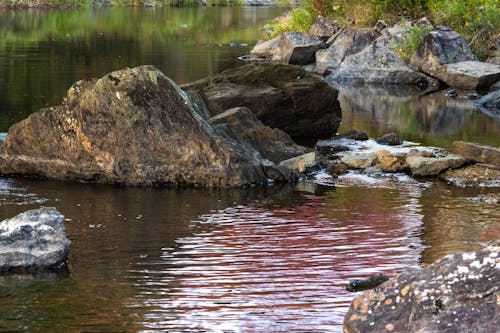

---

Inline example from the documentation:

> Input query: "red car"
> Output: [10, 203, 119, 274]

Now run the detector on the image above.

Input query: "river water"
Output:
[0, 6, 499, 333]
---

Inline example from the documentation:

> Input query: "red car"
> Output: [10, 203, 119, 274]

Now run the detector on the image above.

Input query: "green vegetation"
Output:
[263, 0, 500, 59]
[389, 25, 432, 62]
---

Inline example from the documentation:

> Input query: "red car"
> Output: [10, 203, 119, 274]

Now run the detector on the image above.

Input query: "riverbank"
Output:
[0, 0, 273, 8]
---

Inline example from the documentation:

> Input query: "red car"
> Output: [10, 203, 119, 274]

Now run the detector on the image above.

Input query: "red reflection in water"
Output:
[135, 188, 422, 332]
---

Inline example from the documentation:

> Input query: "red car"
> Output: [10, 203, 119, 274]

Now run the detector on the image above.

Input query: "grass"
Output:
[389, 25, 432, 62]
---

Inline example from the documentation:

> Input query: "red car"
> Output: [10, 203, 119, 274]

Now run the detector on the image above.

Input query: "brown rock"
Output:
[453, 141, 500, 167]
[439, 164, 500, 186]
[182, 63, 342, 139]
[0, 66, 308, 187]
[376, 150, 406, 173]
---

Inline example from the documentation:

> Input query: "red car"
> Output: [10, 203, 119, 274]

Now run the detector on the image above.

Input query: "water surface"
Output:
[0, 7, 499, 333]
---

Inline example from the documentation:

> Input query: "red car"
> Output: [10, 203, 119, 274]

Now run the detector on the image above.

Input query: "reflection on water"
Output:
[0, 176, 497, 332]
[0, 6, 283, 129]
[338, 86, 500, 148]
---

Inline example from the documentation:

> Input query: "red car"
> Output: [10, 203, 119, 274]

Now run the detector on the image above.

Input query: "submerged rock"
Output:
[346, 274, 389, 292]
[440, 164, 500, 187]
[0, 207, 70, 272]
[182, 63, 341, 139]
[344, 246, 500, 333]
[0, 66, 309, 187]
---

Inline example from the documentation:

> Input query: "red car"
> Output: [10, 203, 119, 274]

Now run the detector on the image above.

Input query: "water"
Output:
[0, 6, 499, 333]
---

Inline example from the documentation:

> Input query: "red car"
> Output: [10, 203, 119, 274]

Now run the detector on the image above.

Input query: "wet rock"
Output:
[0, 207, 70, 272]
[452, 141, 500, 166]
[325, 41, 438, 88]
[208, 107, 310, 164]
[376, 132, 401, 146]
[465, 92, 480, 100]
[341, 153, 377, 169]
[445, 89, 457, 97]
[278, 152, 317, 174]
[336, 130, 369, 141]
[0, 66, 305, 187]
[475, 89, 500, 112]
[407, 149, 435, 158]
[406, 154, 467, 176]
[376, 150, 406, 173]
[467, 194, 499, 204]
[344, 246, 500, 333]
[316, 143, 350, 159]
[346, 274, 389, 292]
[487, 57, 500, 65]
[309, 16, 339, 40]
[182, 63, 341, 139]
[439, 164, 500, 187]
[276, 32, 324, 65]
[326, 161, 349, 177]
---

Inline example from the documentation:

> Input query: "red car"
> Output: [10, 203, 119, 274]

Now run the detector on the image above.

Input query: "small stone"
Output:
[337, 129, 369, 141]
[445, 89, 458, 97]
[385, 323, 394, 331]
[377, 132, 402, 146]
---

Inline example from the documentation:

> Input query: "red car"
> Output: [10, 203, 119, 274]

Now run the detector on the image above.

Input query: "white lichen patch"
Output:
[463, 253, 476, 260]
[457, 266, 469, 274]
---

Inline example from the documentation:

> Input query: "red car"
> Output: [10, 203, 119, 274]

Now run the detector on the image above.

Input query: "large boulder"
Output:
[326, 40, 439, 88]
[275, 32, 324, 65]
[410, 26, 476, 72]
[0, 66, 308, 187]
[452, 141, 500, 166]
[316, 28, 378, 71]
[249, 36, 281, 61]
[0, 207, 70, 272]
[182, 63, 341, 138]
[344, 246, 500, 333]
[409, 26, 500, 89]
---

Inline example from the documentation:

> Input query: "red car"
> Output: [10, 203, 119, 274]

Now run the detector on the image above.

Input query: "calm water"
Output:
[0, 6, 499, 333]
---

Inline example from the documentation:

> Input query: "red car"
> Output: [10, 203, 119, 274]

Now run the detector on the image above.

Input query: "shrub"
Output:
[390, 25, 432, 62]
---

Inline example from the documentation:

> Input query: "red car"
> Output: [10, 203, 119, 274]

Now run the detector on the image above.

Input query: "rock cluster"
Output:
[0, 65, 324, 187]
[317, 131, 499, 185]
[0, 207, 70, 272]
[249, 17, 500, 92]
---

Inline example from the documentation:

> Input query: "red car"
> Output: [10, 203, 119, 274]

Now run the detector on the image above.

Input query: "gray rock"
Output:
[406, 154, 467, 176]
[344, 246, 500, 333]
[278, 152, 317, 173]
[453, 141, 500, 166]
[182, 63, 342, 139]
[326, 161, 349, 177]
[326, 41, 439, 88]
[442, 61, 500, 90]
[410, 26, 482, 88]
[316, 28, 377, 71]
[475, 89, 500, 112]
[249, 36, 281, 61]
[0, 207, 70, 272]
[309, 15, 339, 40]
[377, 132, 401, 146]
[373, 20, 388, 34]
[341, 153, 377, 169]
[276, 32, 324, 65]
[486, 57, 500, 65]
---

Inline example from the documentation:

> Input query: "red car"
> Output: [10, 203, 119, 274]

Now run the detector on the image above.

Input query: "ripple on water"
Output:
[129, 186, 425, 333]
